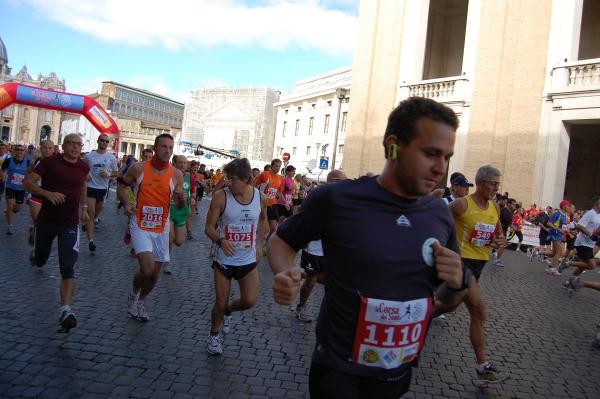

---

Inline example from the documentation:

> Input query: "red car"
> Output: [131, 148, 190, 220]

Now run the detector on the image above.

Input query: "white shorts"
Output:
[130, 219, 170, 263]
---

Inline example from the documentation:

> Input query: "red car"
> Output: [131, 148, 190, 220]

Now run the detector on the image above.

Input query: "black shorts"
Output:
[212, 261, 257, 280]
[566, 236, 576, 250]
[0, 180, 5, 194]
[514, 231, 523, 242]
[539, 230, 549, 245]
[277, 204, 293, 219]
[300, 251, 326, 276]
[5, 188, 25, 204]
[87, 187, 108, 202]
[267, 205, 279, 221]
[292, 198, 303, 206]
[463, 258, 487, 281]
[575, 245, 594, 261]
[309, 361, 412, 399]
[32, 224, 80, 279]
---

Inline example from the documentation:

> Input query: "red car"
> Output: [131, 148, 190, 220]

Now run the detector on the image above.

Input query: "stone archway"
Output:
[40, 125, 51, 143]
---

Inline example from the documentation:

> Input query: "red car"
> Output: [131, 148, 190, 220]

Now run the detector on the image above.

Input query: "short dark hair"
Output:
[285, 165, 296, 173]
[154, 133, 174, 147]
[271, 159, 282, 166]
[142, 148, 153, 155]
[224, 158, 252, 182]
[383, 97, 459, 156]
[263, 164, 271, 171]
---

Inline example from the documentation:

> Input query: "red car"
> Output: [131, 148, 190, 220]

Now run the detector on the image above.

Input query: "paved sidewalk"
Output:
[0, 193, 599, 398]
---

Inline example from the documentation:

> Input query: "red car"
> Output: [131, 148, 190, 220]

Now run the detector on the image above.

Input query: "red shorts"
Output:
[29, 196, 43, 205]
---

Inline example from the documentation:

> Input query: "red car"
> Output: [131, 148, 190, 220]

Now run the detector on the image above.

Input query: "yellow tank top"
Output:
[455, 195, 499, 260]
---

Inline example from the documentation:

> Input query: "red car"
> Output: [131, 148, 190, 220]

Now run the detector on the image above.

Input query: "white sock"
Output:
[60, 305, 71, 315]
[477, 361, 490, 373]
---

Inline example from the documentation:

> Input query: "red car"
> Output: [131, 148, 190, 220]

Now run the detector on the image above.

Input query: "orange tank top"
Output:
[135, 161, 174, 233]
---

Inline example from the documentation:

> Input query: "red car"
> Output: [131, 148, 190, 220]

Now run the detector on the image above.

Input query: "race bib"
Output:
[285, 194, 293, 206]
[140, 206, 164, 229]
[352, 297, 432, 369]
[225, 224, 255, 249]
[266, 187, 278, 200]
[10, 173, 24, 186]
[469, 222, 496, 247]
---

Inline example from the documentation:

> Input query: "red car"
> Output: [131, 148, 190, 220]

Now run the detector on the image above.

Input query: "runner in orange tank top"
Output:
[117, 134, 185, 322]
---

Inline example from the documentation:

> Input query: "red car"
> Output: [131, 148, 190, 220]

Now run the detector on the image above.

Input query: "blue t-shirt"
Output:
[277, 176, 458, 379]
[548, 211, 567, 241]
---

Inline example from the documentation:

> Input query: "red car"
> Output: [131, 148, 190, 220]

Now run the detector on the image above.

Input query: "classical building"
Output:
[182, 87, 280, 162]
[98, 81, 184, 159]
[61, 83, 184, 158]
[0, 36, 66, 144]
[272, 67, 351, 173]
[345, 0, 600, 209]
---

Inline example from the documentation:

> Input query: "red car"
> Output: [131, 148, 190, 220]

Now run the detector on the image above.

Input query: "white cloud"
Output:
[16, 0, 358, 56]
[65, 75, 107, 96]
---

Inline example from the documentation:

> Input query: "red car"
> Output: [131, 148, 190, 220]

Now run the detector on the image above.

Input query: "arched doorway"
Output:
[1, 126, 9, 141]
[40, 125, 51, 143]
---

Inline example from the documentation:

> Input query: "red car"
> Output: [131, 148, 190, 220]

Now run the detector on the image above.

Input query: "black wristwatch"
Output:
[215, 238, 223, 247]
[447, 266, 472, 291]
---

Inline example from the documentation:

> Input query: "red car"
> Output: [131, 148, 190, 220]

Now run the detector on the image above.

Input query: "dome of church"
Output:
[0, 36, 7, 67]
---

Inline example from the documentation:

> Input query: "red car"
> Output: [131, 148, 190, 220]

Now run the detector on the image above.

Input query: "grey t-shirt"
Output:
[83, 150, 118, 189]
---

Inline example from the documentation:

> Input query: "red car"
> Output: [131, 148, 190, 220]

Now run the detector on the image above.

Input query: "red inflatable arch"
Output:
[0, 82, 120, 150]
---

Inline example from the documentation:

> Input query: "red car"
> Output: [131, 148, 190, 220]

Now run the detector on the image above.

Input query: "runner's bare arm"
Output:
[256, 193, 269, 257]
[23, 170, 66, 205]
[448, 196, 467, 218]
[204, 190, 236, 256]
[172, 169, 185, 210]
[117, 162, 141, 214]
[268, 233, 302, 305]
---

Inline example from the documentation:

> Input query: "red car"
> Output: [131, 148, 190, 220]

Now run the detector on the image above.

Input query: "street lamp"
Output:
[331, 87, 347, 170]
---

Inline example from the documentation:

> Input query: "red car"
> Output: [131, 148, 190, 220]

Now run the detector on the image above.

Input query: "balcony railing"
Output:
[551, 58, 600, 90]
[398, 76, 469, 103]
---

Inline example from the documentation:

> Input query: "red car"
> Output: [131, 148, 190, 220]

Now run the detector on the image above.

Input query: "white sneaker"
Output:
[222, 315, 232, 334]
[137, 300, 149, 322]
[546, 267, 560, 276]
[162, 262, 171, 275]
[207, 334, 223, 355]
[127, 293, 138, 318]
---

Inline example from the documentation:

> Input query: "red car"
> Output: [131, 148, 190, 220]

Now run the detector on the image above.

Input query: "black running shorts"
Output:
[212, 261, 257, 280]
[462, 258, 487, 281]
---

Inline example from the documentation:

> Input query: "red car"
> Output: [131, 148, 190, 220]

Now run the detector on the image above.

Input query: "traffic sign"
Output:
[282, 152, 291, 162]
[319, 157, 329, 170]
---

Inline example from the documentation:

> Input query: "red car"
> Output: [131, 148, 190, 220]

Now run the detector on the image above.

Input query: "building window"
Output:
[297, 106, 302, 112]
[306, 146, 311, 156]
[324, 114, 330, 134]
[327, 100, 332, 106]
[121, 141, 128, 153]
[308, 117, 314, 135]
[338, 144, 344, 155]
[44, 111, 52, 122]
[284, 109, 288, 114]
[292, 147, 297, 155]
[282, 121, 287, 137]
[316, 143, 321, 155]
[311, 103, 316, 109]
[341, 112, 348, 131]
[294, 119, 300, 136]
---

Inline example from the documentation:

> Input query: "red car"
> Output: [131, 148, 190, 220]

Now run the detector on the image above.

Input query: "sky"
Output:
[0, 0, 359, 102]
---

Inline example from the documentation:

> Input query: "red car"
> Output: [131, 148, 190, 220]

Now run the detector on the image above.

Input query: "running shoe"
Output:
[545, 267, 560, 276]
[492, 259, 505, 267]
[295, 305, 312, 322]
[57, 310, 77, 333]
[6, 225, 13, 235]
[558, 258, 570, 273]
[162, 262, 171, 275]
[186, 231, 194, 241]
[137, 300, 149, 322]
[222, 315, 232, 334]
[206, 334, 223, 355]
[127, 293, 138, 319]
[474, 364, 509, 386]
[88, 241, 96, 252]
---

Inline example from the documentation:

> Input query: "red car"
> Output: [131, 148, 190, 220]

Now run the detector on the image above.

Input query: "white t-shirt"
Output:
[574, 209, 600, 248]
[84, 150, 118, 189]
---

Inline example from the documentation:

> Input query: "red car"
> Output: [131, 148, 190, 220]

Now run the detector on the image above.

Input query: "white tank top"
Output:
[216, 187, 261, 266]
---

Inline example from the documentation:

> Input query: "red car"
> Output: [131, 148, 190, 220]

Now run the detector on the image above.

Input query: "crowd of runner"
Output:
[1, 96, 599, 398]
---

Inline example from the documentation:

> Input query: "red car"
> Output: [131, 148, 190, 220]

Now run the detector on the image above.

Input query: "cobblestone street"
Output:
[1, 192, 599, 398]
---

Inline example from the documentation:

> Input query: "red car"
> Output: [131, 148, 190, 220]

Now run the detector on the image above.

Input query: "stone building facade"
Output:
[345, 0, 600, 209]
[0, 36, 66, 145]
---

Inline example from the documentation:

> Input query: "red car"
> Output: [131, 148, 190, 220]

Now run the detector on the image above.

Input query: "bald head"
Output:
[327, 169, 347, 183]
